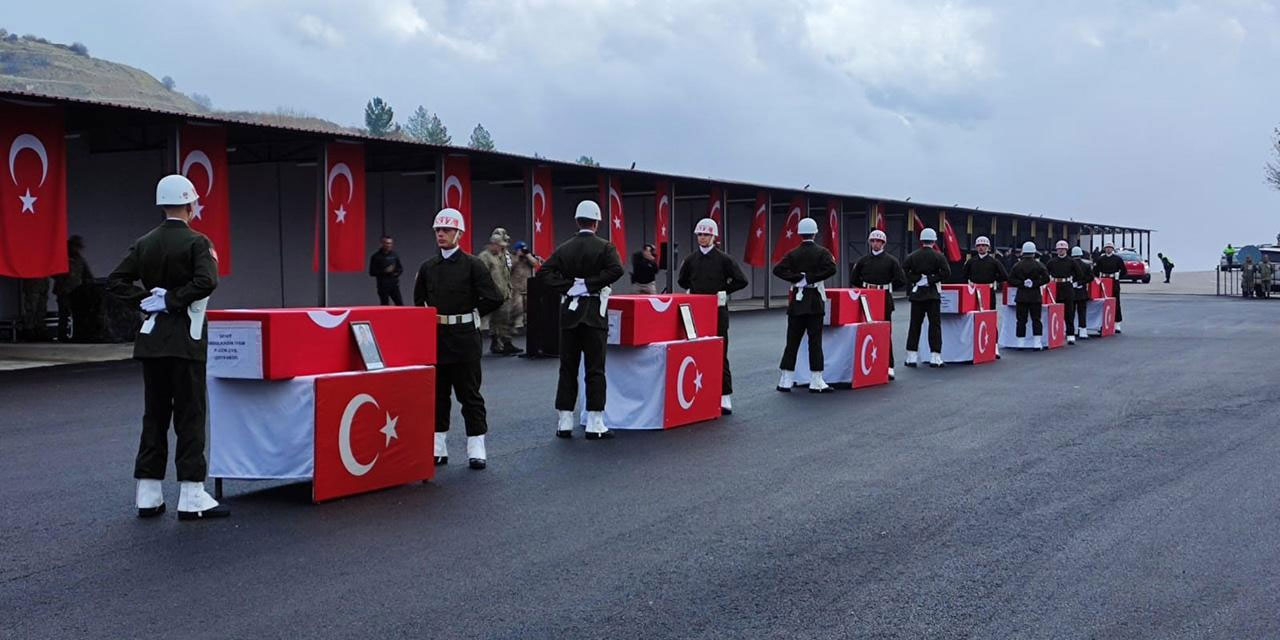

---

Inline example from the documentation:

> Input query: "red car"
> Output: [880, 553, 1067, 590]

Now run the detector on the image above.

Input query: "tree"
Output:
[468, 123, 495, 151]
[69, 42, 88, 56]
[364, 97, 397, 137]
[190, 93, 213, 110]
[425, 113, 451, 145]
[161, 75, 176, 91]
[404, 106, 432, 142]
[1268, 127, 1280, 192]
[576, 155, 600, 167]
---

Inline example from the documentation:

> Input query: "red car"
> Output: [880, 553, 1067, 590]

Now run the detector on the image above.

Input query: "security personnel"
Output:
[1046, 240, 1086, 344]
[850, 229, 907, 378]
[1261, 255, 1274, 299]
[413, 209, 504, 469]
[537, 201, 625, 439]
[106, 174, 225, 520]
[902, 228, 951, 368]
[1008, 241, 1051, 346]
[962, 236, 1007, 312]
[678, 218, 749, 414]
[478, 230, 520, 355]
[367, 235, 404, 305]
[1092, 241, 1128, 333]
[774, 217, 837, 393]
[1070, 246, 1092, 339]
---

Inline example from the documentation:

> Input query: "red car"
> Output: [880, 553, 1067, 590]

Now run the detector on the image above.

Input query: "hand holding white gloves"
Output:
[566, 277, 588, 297]
[1023, 279, 1034, 288]
[139, 287, 167, 313]
[916, 275, 929, 287]
[795, 276, 808, 289]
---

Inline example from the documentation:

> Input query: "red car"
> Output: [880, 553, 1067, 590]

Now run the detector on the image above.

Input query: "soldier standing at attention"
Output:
[1008, 241, 1051, 347]
[107, 174, 225, 520]
[774, 217, 837, 393]
[850, 229, 907, 378]
[537, 201, 625, 439]
[961, 235, 1007, 358]
[1046, 240, 1084, 345]
[902, 228, 951, 368]
[677, 218, 749, 414]
[414, 209, 504, 469]
[1092, 240, 1128, 333]
[1070, 246, 1092, 339]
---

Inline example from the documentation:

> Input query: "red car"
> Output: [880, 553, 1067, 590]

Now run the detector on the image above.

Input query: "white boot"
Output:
[995, 343, 1002, 359]
[720, 394, 732, 415]
[434, 432, 448, 465]
[177, 481, 228, 520]
[808, 371, 832, 393]
[466, 435, 486, 470]
[776, 370, 794, 392]
[136, 478, 164, 517]
[556, 410, 574, 438]
[1078, 329, 1088, 340]
[888, 367, 896, 380]
[929, 353, 944, 368]
[905, 351, 919, 367]
[1115, 322, 1123, 334]
[1068, 335, 1076, 345]
[585, 411, 613, 440]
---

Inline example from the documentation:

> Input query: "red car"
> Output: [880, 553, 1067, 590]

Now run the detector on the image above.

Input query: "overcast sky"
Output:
[11, 0, 1280, 265]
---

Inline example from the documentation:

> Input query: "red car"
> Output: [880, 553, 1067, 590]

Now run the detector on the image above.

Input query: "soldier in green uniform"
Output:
[902, 228, 952, 368]
[1261, 255, 1274, 299]
[478, 229, 520, 355]
[20, 277, 50, 341]
[106, 175, 226, 520]
[1241, 257, 1256, 298]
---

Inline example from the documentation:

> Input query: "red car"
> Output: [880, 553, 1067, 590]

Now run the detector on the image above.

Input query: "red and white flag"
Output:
[655, 180, 671, 250]
[941, 212, 963, 262]
[871, 202, 886, 232]
[744, 192, 767, 267]
[909, 209, 929, 247]
[531, 166, 554, 258]
[852, 322, 891, 388]
[825, 199, 840, 262]
[0, 102, 67, 278]
[178, 124, 231, 275]
[663, 337, 723, 428]
[600, 176, 627, 262]
[316, 142, 366, 272]
[706, 186, 723, 228]
[442, 155, 472, 252]
[771, 196, 805, 264]
[972, 310, 997, 364]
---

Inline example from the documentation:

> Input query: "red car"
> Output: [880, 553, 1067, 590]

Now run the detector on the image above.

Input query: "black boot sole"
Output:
[584, 431, 615, 440]
[468, 458, 486, 470]
[434, 456, 448, 466]
[137, 504, 166, 518]
[177, 505, 230, 521]
[776, 386, 792, 392]
[555, 430, 573, 439]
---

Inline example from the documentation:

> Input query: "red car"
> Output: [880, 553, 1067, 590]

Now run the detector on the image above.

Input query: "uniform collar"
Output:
[577, 230, 595, 236]
[441, 246, 460, 260]
[163, 218, 189, 227]
[699, 245, 714, 255]
[871, 249, 884, 256]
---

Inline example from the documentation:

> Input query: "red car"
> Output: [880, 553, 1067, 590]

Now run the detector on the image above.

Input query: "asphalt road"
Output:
[2, 294, 1278, 639]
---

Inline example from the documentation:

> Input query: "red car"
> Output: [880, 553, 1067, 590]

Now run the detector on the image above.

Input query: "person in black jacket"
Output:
[631, 244, 659, 294]
[850, 228, 907, 378]
[368, 235, 404, 305]
[1046, 240, 1085, 345]
[962, 236, 1007, 311]
[678, 218, 748, 414]
[537, 201, 625, 439]
[1092, 240, 1128, 333]
[414, 209, 505, 469]
[107, 175, 226, 521]
[1070, 246, 1092, 339]
[902, 228, 952, 368]
[774, 217, 837, 393]
[1008, 241, 1051, 346]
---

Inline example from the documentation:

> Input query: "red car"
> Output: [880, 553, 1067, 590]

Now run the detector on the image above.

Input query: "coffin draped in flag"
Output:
[442, 155, 472, 252]
[531, 166, 554, 258]
[316, 142, 366, 272]
[600, 176, 627, 262]
[825, 199, 840, 263]
[0, 102, 67, 278]
[743, 192, 767, 267]
[771, 196, 805, 264]
[179, 124, 231, 275]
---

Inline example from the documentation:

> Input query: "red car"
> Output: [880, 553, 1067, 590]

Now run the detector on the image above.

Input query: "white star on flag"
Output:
[613, 216, 622, 228]
[535, 219, 542, 233]
[334, 205, 347, 223]
[18, 188, 37, 214]
[380, 412, 399, 446]
[756, 228, 763, 237]
[693, 370, 703, 391]
[660, 225, 666, 237]
[785, 229, 793, 238]
[192, 201, 204, 220]
[871, 347, 878, 363]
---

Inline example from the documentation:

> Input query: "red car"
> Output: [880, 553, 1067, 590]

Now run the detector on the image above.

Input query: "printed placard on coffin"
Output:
[940, 284, 981, 314]
[972, 310, 998, 364]
[662, 337, 723, 428]
[313, 366, 435, 502]
[824, 288, 885, 325]
[606, 294, 717, 346]
[1002, 283, 1053, 307]
[851, 321, 891, 388]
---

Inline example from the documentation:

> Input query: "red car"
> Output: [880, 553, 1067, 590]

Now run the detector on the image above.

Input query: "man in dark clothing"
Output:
[53, 235, 93, 341]
[774, 217, 837, 393]
[1092, 240, 1128, 333]
[1008, 241, 1051, 346]
[413, 209, 504, 470]
[678, 218, 749, 414]
[962, 235, 1007, 311]
[107, 174, 226, 521]
[1070, 247, 1092, 339]
[902, 228, 952, 368]
[537, 201, 625, 439]
[1046, 240, 1088, 344]
[851, 228, 907, 378]
[631, 244, 659, 294]
[369, 235, 404, 305]
[1158, 252, 1174, 283]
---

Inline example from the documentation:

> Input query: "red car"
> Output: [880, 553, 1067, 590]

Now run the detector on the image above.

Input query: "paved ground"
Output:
[2, 294, 1278, 639]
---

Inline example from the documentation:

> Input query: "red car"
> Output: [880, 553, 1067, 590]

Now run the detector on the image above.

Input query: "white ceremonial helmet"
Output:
[575, 200, 602, 221]
[1104, 240, 1115, 249]
[919, 228, 938, 243]
[694, 217, 719, 237]
[869, 229, 887, 242]
[433, 208, 466, 232]
[797, 217, 819, 235]
[1071, 246, 1084, 257]
[975, 236, 991, 247]
[1021, 241, 1037, 254]
[1056, 240, 1069, 250]
[156, 174, 198, 206]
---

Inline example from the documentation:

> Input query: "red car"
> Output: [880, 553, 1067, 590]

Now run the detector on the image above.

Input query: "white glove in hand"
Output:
[140, 294, 166, 313]
[795, 276, 808, 289]
[1023, 279, 1034, 288]
[916, 275, 929, 287]
[566, 277, 588, 297]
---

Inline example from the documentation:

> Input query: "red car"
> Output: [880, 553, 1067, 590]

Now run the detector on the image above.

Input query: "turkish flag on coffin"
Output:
[442, 155, 472, 252]
[0, 102, 67, 278]
[531, 166, 554, 258]
[743, 192, 767, 267]
[771, 196, 805, 265]
[852, 321, 891, 388]
[663, 337, 723, 428]
[179, 124, 231, 275]
[313, 366, 435, 502]
[315, 143, 366, 272]
[1045, 303, 1066, 349]
[600, 176, 627, 262]
[972, 310, 997, 364]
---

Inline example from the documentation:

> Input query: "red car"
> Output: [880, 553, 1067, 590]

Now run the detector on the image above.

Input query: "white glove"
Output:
[795, 276, 808, 289]
[566, 277, 588, 297]
[140, 288, 168, 313]
[716, 291, 728, 306]
[1023, 279, 1034, 288]
[916, 275, 929, 287]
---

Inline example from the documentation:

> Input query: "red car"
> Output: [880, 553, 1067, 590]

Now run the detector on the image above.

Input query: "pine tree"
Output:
[425, 113, 451, 145]
[468, 123, 496, 151]
[364, 97, 397, 137]
[404, 106, 431, 142]
[576, 155, 600, 167]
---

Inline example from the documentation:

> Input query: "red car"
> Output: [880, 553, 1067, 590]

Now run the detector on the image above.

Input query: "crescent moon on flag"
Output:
[444, 175, 463, 208]
[676, 356, 697, 410]
[647, 296, 673, 313]
[709, 200, 721, 219]
[8, 134, 49, 187]
[307, 309, 351, 329]
[180, 150, 215, 196]
[327, 162, 354, 204]
[754, 202, 766, 219]
[659, 194, 670, 215]
[338, 393, 379, 477]
[860, 334, 875, 376]
[609, 184, 623, 215]
[977, 320, 989, 354]
[532, 183, 546, 217]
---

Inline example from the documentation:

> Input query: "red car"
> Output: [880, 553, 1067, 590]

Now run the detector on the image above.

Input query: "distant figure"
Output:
[367, 235, 403, 305]
[509, 241, 541, 333]
[19, 277, 50, 341]
[478, 230, 520, 355]
[1241, 257, 1256, 298]
[52, 235, 95, 341]
[1224, 244, 1236, 269]
[1262, 255, 1274, 299]
[631, 243, 659, 294]
[1157, 252, 1174, 283]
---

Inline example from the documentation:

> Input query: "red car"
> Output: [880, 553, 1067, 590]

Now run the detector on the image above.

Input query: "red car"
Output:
[1117, 249, 1151, 283]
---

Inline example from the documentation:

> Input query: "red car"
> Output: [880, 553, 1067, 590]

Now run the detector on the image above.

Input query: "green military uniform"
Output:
[1241, 259, 1256, 297]
[1261, 259, 1274, 299]
[478, 241, 517, 353]
[107, 218, 218, 483]
[20, 277, 50, 341]
[510, 248, 539, 330]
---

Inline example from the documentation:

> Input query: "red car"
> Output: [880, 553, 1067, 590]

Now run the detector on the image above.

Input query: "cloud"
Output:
[293, 14, 344, 48]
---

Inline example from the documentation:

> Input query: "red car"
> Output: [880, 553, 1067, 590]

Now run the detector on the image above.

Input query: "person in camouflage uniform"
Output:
[509, 240, 541, 333]
[478, 228, 521, 355]
[1241, 257, 1256, 298]
[1261, 255, 1274, 299]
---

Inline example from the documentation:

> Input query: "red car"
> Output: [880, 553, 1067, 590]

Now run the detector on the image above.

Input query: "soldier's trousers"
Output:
[717, 307, 733, 395]
[137, 357, 207, 482]
[435, 359, 487, 436]
[1015, 301, 1043, 337]
[780, 313, 823, 372]
[511, 290, 527, 328]
[1108, 277, 1123, 322]
[882, 298, 896, 367]
[906, 300, 942, 353]
[377, 284, 403, 306]
[489, 299, 513, 342]
[1059, 293, 1077, 337]
[1074, 298, 1089, 333]
[556, 324, 607, 412]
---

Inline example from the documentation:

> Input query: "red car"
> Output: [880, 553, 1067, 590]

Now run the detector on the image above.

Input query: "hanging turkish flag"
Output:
[872, 202, 886, 232]
[442, 155, 472, 252]
[706, 186, 723, 227]
[909, 209, 929, 248]
[941, 212, 963, 262]
[599, 176, 627, 262]
[771, 196, 804, 264]
[655, 180, 670, 249]
[0, 102, 67, 278]
[178, 124, 231, 275]
[662, 337, 723, 428]
[825, 199, 840, 263]
[531, 166, 554, 258]
[744, 192, 767, 267]
[315, 142, 366, 272]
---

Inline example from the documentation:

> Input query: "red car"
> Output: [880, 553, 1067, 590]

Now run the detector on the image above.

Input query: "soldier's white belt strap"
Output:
[438, 311, 478, 325]
[864, 283, 892, 290]
[1052, 277, 1071, 282]
[562, 292, 599, 313]
[1101, 272, 1119, 277]
[717, 291, 727, 306]
[187, 297, 209, 341]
